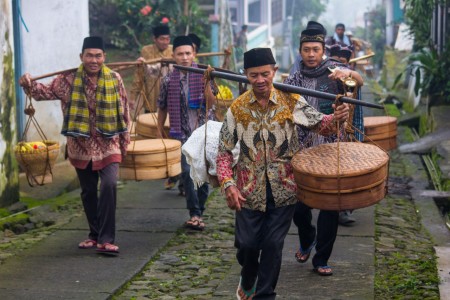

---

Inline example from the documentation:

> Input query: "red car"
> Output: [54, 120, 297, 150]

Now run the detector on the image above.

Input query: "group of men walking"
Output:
[18, 19, 363, 300]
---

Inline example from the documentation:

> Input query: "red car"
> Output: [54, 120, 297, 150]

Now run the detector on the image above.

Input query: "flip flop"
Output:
[185, 217, 204, 231]
[96, 243, 119, 255]
[314, 265, 333, 276]
[78, 239, 97, 249]
[295, 240, 316, 263]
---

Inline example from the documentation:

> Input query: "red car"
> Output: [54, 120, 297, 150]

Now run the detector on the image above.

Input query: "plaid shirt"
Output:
[216, 88, 335, 212]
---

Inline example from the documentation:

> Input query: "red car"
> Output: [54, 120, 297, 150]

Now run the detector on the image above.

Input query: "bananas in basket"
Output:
[217, 85, 234, 100]
[14, 141, 48, 153]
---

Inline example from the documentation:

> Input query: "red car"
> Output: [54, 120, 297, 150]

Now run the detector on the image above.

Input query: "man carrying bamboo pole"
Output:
[284, 21, 364, 276]
[156, 35, 216, 231]
[19, 36, 130, 254]
[131, 25, 173, 113]
[216, 47, 349, 300]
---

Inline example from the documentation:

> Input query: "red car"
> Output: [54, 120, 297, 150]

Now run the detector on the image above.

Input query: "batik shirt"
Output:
[216, 88, 335, 212]
[29, 70, 130, 171]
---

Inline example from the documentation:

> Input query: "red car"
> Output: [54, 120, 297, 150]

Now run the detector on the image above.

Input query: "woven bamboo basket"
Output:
[128, 121, 141, 141]
[135, 113, 170, 138]
[14, 140, 60, 186]
[292, 142, 389, 210]
[364, 116, 397, 151]
[214, 98, 234, 122]
[119, 139, 181, 180]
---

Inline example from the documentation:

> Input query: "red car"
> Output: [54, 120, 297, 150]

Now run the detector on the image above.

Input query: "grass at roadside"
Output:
[0, 192, 82, 264]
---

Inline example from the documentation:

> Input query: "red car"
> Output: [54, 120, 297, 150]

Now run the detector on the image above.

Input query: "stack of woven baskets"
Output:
[135, 113, 170, 138]
[292, 142, 389, 210]
[119, 138, 181, 181]
[364, 116, 397, 151]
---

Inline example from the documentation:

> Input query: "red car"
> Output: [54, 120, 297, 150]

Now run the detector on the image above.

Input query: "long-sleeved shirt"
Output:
[157, 71, 217, 143]
[216, 87, 335, 212]
[29, 69, 130, 171]
[130, 44, 173, 112]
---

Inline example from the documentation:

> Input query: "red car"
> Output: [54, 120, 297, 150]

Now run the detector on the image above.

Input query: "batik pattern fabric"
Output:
[29, 70, 130, 171]
[216, 88, 335, 212]
[284, 58, 347, 148]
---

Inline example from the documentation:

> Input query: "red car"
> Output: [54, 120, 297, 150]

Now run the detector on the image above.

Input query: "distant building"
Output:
[385, 0, 405, 46]
[228, 0, 289, 50]
[430, 1, 449, 55]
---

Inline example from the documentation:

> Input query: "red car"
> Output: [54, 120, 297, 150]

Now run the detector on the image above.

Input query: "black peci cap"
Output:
[188, 33, 201, 51]
[300, 21, 326, 45]
[243, 48, 276, 69]
[173, 35, 194, 50]
[153, 25, 170, 38]
[82, 36, 105, 52]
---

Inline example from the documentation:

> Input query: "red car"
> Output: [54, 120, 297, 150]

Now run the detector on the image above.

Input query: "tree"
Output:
[89, 0, 210, 53]
[285, 0, 328, 50]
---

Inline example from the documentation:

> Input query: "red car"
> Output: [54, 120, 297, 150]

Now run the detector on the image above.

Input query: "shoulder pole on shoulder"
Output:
[174, 64, 384, 109]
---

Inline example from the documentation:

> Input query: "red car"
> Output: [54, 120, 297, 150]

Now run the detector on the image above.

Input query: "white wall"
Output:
[20, 0, 89, 153]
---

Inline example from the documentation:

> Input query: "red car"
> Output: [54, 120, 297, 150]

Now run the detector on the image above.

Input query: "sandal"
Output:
[295, 241, 316, 263]
[198, 218, 205, 230]
[313, 265, 333, 276]
[78, 239, 97, 249]
[96, 243, 119, 254]
[236, 276, 256, 300]
[185, 217, 205, 231]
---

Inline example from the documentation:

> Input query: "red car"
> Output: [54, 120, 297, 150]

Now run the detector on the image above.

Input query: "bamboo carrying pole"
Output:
[30, 58, 163, 81]
[174, 64, 384, 109]
[30, 51, 231, 81]
[349, 53, 375, 64]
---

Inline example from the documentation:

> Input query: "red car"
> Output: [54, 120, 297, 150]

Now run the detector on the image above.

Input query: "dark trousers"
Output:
[76, 162, 118, 245]
[235, 183, 295, 300]
[181, 154, 208, 217]
[293, 201, 339, 267]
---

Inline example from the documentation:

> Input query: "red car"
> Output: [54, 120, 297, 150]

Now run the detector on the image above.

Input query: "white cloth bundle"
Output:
[182, 121, 239, 188]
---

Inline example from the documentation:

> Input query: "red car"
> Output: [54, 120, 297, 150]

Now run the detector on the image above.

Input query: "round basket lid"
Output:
[292, 142, 389, 178]
[364, 116, 397, 128]
[136, 113, 170, 128]
[127, 139, 181, 154]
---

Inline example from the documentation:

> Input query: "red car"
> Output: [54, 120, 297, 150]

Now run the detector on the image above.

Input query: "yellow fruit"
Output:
[15, 141, 47, 153]
[217, 85, 233, 100]
[15, 142, 30, 153]
[28, 141, 47, 150]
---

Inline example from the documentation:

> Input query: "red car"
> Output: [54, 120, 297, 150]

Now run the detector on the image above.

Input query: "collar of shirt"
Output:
[248, 88, 278, 105]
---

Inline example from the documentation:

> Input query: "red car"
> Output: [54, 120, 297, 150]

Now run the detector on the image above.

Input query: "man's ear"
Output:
[274, 66, 279, 73]
[79, 53, 83, 61]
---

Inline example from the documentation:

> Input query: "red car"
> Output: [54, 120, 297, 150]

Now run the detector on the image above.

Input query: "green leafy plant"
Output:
[90, 0, 210, 53]
[392, 46, 450, 104]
